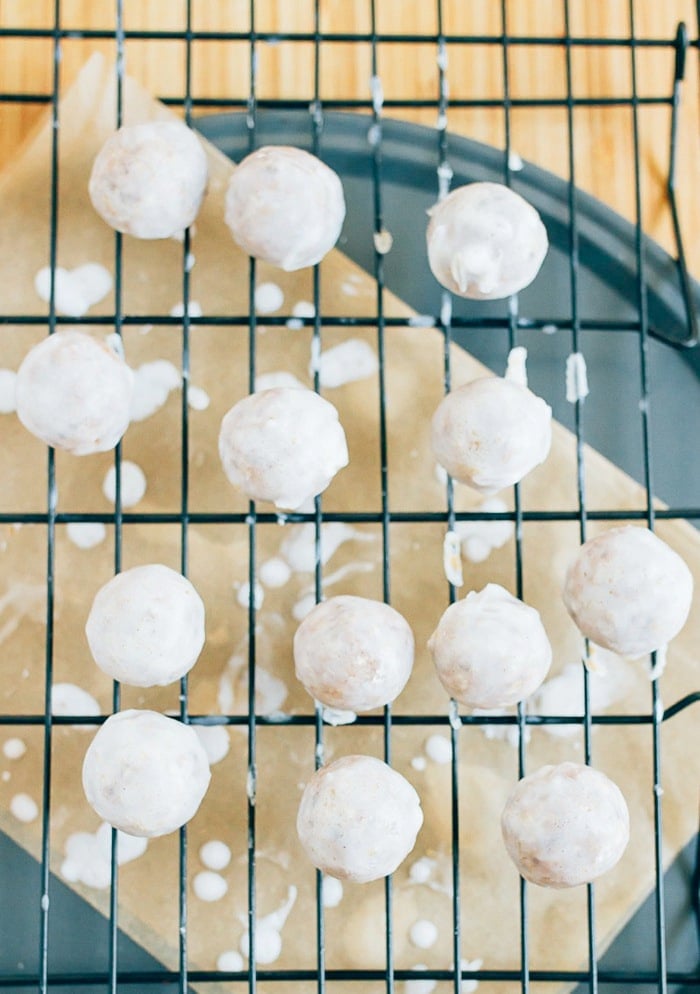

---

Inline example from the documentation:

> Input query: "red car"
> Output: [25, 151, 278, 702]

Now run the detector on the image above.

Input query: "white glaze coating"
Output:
[501, 761, 630, 888]
[566, 351, 589, 403]
[130, 359, 180, 421]
[239, 885, 297, 964]
[188, 385, 210, 411]
[225, 662, 288, 717]
[404, 967, 437, 994]
[82, 709, 211, 838]
[562, 526, 693, 658]
[373, 228, 393, 255]
[89, 121, 208, 239]
[428, 583, 552, 709]
[426, 181, 548, 299]
[66, 522, 107, 550]
[194, 725, 230, 765]
[218, 387, 348, 510]
[3, 738, 26, 760]
[200, 839, 231, 871]
[408, 856, 436, 884]
[460, 958, 483, 994]
[34, 263, 112, 318]
[242, 922, 281, 964]
[315, 339, 379, 388]
[471, 706, 526, 749]
[321, 876, 344, 908]
[293, 595, 414, 711]
[533, 651, 634, 739]
[36, 264, 107, 320]
[225, 145, 345, 271]
[61, 822, 147, 889]
[293, 300, 315, 318]
[322, 706, 357, 726]
[259, 557, 292, 588]
[281, 521, 370, 573]
[51, 683, 101, 726]
[102, 461, 147, 508]
[217, 950, 244, 972]
[236, 581, 264, 610]
[409, 920, 438, 950]
[505, 346, 528, 387]
[170, 300, 203, 318]
[454, 495, 514, 563]
[296, 755, 423, 882]
[15, 330, 133, 455]
[424, 734, 451, 764]
[255, 282, 284, 314]
[10, 793, 38, 823]
[292, 593, 316, 621]
[86, 564, 205, 687]
[193, 870, 228, 902]
[431, 377, 552, 493]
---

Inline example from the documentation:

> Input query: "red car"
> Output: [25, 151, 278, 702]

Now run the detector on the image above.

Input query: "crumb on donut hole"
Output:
[428, 583, 552, 709]
[85, 564, 206, 688]
[224, 145, 346, 271]
[218, 386, 349, 510]
[15, 329, 133, 455]
[501, 761, 630, 888]
[431, 377, 552, 494]
[88, 120, 208, 239]
[296, 755, 423, 883]
[426, 181, 548, 300]
[82, 710, 211, 838]
[562, 525, 693, 658]
[293, 595, 415, 712]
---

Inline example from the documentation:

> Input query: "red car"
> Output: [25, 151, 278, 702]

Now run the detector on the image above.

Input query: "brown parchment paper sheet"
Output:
[0, 53, 698, 994]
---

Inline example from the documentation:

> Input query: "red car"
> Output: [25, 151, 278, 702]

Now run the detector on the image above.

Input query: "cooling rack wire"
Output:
[0, 1, 699, 993]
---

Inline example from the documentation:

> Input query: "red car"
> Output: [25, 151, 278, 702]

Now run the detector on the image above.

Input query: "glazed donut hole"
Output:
[428, 583, 552, 709]
[15, 329, 133, 455]
[88, 120, 208, 239]
[293, 595, 415, 712]
[562, 525, 693, 658]
[431, 377, 552, 494]
[85, 564, 206, 688]
[82, 709, 211, 838]
[501, 761, 630, 888]
[296, 755, 423, 883]
[218, 386, 349, 510]
[426, 180, 548, 299]
[224, 145, 346, 271]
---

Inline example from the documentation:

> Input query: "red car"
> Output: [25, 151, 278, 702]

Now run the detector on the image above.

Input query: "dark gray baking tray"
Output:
[1, 110, 697, 992]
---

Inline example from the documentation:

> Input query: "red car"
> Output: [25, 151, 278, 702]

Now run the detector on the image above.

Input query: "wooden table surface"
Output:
[1, 0, 699, 277]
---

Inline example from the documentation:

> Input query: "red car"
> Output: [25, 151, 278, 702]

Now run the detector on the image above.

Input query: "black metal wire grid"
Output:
[0, 1, 700, 993]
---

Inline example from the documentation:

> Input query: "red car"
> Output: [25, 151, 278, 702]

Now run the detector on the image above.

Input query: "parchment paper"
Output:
[0, 54, 698, 993]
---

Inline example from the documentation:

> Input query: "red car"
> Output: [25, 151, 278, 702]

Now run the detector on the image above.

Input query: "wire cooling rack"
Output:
[1, 1, 700, 993]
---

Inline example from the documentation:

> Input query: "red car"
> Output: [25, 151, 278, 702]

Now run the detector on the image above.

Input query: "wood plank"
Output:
[1, 2, 698, 279]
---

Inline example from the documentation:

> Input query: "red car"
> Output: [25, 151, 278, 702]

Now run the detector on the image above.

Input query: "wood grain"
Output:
[1, 0, 698, 277]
